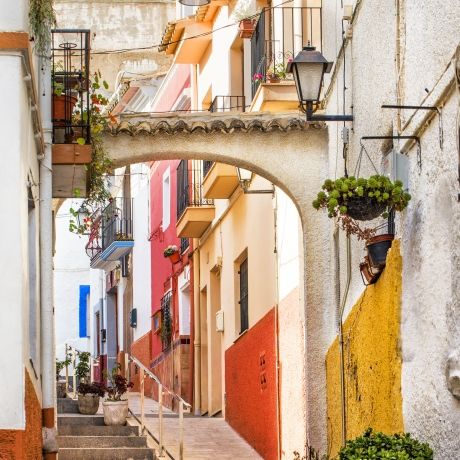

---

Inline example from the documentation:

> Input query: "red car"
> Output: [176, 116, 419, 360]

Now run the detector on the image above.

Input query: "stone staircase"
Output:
[57, 398, 156, 460]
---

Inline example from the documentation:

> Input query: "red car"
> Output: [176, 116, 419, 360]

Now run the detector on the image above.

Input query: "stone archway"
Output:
[104, 110, 334, 452]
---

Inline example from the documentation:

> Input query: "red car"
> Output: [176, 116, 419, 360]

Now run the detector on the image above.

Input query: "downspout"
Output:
[337, 235, 351, 447]
[39, 60, 58, 457]
[273, 189, 282, 459]
[193, 246, 202, 414]
[188, 243, 195, 406]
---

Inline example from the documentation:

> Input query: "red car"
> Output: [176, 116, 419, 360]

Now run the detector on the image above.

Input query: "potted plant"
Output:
[163, 244, 180, 264]
[338, 428, 433, 459]
[56, 356, 71, 398]
[52, 81, 78, 127]
[102, 363, 134, 426]
[77, 382, 105, 415]
[75, 351, 91, 384]
[266, 63, 287, 83]
[239, 18, 257, 38]
[313, 175, 411, 270]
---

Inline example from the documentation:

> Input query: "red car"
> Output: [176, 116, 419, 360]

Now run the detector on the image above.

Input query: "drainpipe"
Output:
[193, 246, 201, 414]
[39, 59, 58, 457]
[337, 235, 351, 447]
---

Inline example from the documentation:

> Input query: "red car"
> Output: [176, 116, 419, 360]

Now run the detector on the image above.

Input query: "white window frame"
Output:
[162, 167, 171, 230]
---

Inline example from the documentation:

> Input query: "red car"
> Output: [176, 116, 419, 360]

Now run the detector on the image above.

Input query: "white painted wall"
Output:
[131, 163, 152, 341]
[54, 200, 91, 360]
[0, 53, 41, 429]
[0, 0, 27, 31]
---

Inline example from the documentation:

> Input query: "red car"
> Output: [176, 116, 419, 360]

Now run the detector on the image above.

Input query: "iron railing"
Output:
[160, 292, 172, 351]
[209, 96, 246, 113]
[51, 30, 91, 145]
[203, 160, 213, 177]
[176, 161, 214, 220]
[180, 238, 189, 254]
[251, 6, 322, 97]
[101, 198, 134, 250]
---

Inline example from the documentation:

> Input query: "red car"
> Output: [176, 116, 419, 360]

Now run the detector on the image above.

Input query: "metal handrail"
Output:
[127, 353, 191, 459]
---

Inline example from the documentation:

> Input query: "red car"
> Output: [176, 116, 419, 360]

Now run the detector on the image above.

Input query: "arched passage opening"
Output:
[99, 114, 335, 455]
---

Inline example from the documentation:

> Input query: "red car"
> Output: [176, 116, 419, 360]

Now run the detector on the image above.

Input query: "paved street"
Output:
[127, 393, 262, 460]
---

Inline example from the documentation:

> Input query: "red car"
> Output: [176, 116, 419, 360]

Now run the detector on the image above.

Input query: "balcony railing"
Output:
[85, 198, 134, 261]
[209, 96, 246, 113]
[101, 198, 134, 250]
[51, 30, 91, 145]
[176, 160, 214, 220]
[251, 6, 322, 97]
[203, 160, 214, 177]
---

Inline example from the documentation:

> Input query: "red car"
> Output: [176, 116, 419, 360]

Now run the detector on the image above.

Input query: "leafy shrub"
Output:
[105, 363, 134, 401]
[77, 381, 105, 397]
[337, 428, 433, 460]
[312, 175, 411, 219]
[75, 351, 91, 382]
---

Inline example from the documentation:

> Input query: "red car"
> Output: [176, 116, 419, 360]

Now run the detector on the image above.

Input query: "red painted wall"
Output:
[0, 370, 42, 460]
[225, 308, 278, 460]
[130, 332, 153, 395]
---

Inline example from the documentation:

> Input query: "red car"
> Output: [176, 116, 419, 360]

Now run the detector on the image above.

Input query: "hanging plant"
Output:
[69, 70, 114, 234]
[29, 0, 56, 58]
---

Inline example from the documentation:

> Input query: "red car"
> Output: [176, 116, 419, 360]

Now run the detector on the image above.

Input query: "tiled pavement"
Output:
[127, 393, 262, 460]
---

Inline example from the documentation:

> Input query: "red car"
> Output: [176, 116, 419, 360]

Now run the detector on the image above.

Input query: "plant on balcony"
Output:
[267, 63, 287, 83]
[68, 71, 114, 234]
[77, 382, 105, 415]
[29, 0, 56, 58]
[102, 363, 134, 425]
[164, 244, 180, 263]
[337, 428, 433, 459]
[253, 73, 264, 84]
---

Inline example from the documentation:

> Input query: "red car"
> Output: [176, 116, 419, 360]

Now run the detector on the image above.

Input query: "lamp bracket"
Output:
[305, 101, 353, 122]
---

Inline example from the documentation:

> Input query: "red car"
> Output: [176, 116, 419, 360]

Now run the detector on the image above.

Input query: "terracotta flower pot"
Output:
[239, 19, 256, 38]
[268, 76, 281, 83]
[78, 394, 100, 415]
[53, 94, 77, 126]
[359, 256, 381, 285]
[168, 251, 181, 264]
[102, 400, 129, 426]
[366, 234, 394, 269]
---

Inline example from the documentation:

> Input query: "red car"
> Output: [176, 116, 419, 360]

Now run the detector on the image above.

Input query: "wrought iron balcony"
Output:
[250, 6, 322, 98]
[209, 96, 246, 113]
[85, 198, 134, 269]
[176, 160, 215, 238]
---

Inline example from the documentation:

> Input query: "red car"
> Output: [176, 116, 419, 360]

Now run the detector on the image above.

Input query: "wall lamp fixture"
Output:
[236, 168, 274, 195]
[287, 46, 353, 122]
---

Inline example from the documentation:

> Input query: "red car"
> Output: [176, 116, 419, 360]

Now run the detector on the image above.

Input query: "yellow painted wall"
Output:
[326, 240, 404, 458]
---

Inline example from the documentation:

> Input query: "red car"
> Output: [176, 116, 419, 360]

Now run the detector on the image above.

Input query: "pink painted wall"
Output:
[151, 64, 191, 112]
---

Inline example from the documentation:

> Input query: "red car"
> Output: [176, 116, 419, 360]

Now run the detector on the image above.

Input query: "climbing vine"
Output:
[29, 0, 56, 58]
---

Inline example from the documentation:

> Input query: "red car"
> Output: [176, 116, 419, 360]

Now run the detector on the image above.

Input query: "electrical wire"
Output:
[88, 1, 296, 56]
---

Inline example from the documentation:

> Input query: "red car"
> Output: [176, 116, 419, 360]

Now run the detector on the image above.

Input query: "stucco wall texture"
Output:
[326, 241, 404, 458]
[225, 308, 278, 460]
[0, 370, 42, 460]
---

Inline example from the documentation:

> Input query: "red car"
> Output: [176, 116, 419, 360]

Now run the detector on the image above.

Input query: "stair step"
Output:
[58, 447, 155, 460]
[58, 415, 105, 426]
[58, 425, 139, 437]
[57, 398, 80, 414]
[57, 435, 148, 448]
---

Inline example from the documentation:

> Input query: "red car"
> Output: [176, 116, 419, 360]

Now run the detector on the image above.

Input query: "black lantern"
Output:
[179, 0, 210, 6]
[287, 46, 353, 122]
[75, 204, 92, 235]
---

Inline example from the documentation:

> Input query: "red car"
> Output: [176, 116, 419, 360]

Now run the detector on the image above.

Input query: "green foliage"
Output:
[267, 62, 287, 79]
[337, 429, 433, 460]
[69, 70, 113, 235]
[163, 245, 178, 257]
[29, 0, 56, 58]
[105, 363, 134, 401]
[75, 351, 91, 382]
[312, 175, 411, 219]
[56, 355, 71, 381]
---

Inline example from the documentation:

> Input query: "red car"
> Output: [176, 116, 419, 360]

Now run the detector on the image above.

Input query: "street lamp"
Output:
[286, 46, 353, 122]
[236, 167, 274, 195]
[74, 204, 92, 235]
[178, 0, 210, 6]
[236, 167, 253, 191]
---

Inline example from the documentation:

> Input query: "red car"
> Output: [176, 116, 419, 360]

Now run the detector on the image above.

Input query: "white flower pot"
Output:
[102, 399, 129, 426]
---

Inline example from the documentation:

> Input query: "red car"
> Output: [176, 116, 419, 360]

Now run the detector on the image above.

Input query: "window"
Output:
[239, 258, 249, 333]
[176, 160, 189, 219]
[162, 167, 171, 230]
[160, 291, 173, 350]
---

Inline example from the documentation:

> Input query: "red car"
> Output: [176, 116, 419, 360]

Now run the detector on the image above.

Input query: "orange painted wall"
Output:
[0, 369, 42, 459]
[225, 308, 278, 460]
[130, 332, 153, 395]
